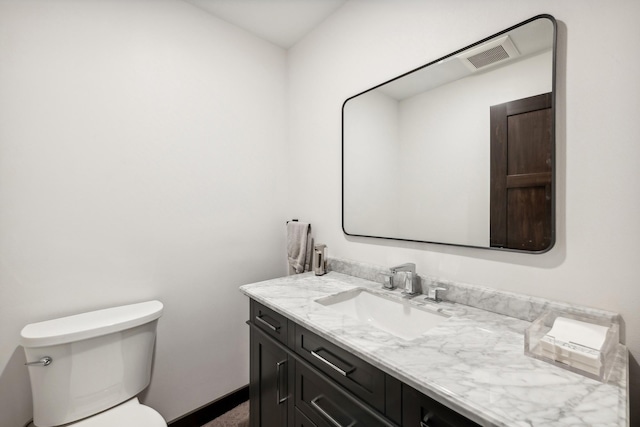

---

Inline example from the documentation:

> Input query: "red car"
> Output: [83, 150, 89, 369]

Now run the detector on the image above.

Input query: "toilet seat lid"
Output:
[71, 398, 166, 427]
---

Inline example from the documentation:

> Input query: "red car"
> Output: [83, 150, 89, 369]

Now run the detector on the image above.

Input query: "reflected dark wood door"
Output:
[490, 93, 552, 251]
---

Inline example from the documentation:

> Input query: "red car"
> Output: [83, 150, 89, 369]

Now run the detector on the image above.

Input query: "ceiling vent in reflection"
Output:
[457, 35, 520, 72]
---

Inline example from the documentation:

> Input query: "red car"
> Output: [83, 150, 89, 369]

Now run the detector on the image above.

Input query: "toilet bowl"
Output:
[20, 300, 167, 427]
[70, 398, 166, 427]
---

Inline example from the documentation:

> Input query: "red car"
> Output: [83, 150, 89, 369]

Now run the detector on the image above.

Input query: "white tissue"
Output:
[540, 316, 609, 371]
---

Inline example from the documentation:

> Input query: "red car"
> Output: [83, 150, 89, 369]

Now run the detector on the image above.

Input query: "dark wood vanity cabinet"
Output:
[249, 299, 480, 427]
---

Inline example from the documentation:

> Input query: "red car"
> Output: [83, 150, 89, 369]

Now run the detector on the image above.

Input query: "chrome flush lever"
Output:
[25, 356, 53, 367]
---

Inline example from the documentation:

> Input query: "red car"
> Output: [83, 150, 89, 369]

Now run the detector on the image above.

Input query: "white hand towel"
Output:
[287, 222, 311, 274]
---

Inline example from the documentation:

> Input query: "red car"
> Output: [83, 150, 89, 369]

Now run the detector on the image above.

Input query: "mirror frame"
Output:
[342, 14, 557, 253]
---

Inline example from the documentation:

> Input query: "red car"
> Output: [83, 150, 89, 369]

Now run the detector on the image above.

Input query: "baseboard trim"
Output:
[168, 385, 249, 427]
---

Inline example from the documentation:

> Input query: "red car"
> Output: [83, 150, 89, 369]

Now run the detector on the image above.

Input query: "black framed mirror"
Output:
[342, 15, 556, 253]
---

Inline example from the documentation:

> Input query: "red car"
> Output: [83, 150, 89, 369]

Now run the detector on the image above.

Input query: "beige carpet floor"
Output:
[201, 401, 249, 427]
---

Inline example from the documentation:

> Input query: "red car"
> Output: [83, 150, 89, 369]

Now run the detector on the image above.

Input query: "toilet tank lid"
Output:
[20, 300, 163, 348]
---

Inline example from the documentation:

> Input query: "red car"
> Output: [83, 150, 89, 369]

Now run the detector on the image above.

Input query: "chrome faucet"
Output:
[390, 263, 418, 296]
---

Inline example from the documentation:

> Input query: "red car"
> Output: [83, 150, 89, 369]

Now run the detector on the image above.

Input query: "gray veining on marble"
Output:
[240, 271, 628, 427]
[327, 257, 621, 324]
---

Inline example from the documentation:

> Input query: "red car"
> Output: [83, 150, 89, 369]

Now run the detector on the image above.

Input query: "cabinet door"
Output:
[250, 326, 292, 427]
[402, 385, 480, 427]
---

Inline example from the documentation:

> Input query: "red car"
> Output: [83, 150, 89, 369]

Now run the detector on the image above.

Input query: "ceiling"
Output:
[182, 0, 348, 48]
[376, 17, 554, 100]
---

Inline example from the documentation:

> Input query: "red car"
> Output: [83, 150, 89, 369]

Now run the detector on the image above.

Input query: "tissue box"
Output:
[524, 311, 619, 382]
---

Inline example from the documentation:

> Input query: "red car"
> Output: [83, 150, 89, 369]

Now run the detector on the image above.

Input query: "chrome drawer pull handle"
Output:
[310, 350, 354, 377]
[310, 396, 355, 427]
[420, 411, 434, 427]
[255, 315, 280, 332]
[276, 360, 288, 404]
[25, 356, 52, 367]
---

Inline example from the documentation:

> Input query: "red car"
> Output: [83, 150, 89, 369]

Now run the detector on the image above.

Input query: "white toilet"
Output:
[20, 300, 167, 427]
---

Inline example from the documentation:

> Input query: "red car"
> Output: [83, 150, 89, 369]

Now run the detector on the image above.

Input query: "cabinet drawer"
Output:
[296, 360, 396, 427]
[402, 385, 480, 427]
[251, 300, 289, 345]
[295, 408, 318, 427]
[294, 324, 386, 412]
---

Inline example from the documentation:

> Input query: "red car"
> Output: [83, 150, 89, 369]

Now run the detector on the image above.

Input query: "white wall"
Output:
[0, 1, 288, 425]
[343, 90, 400, 236]
[288, 0, 640, 423]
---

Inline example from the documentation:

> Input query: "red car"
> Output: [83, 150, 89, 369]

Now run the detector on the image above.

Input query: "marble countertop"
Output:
[240, 271, 628, 427]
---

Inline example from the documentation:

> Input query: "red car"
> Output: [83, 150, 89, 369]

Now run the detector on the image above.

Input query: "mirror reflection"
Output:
[342, 15, 556, 252]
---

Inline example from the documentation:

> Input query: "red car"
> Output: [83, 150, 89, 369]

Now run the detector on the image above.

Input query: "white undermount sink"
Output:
[315, 288, 450, 340]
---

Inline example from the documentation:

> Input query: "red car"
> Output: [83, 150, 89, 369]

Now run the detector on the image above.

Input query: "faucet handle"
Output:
[426, 286, 447, 302]
[380, 271, 395, 290]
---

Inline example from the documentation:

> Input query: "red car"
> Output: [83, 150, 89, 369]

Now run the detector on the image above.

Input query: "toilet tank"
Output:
[20, 300, 163, 427]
